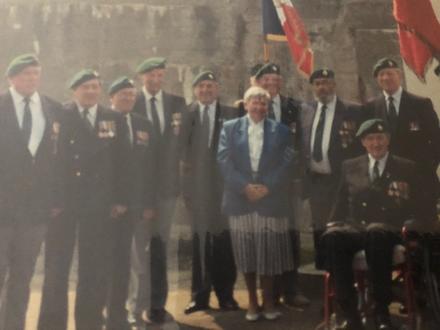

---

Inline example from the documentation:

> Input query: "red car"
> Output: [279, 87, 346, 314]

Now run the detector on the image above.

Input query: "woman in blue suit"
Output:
[217, 86, 295, 321]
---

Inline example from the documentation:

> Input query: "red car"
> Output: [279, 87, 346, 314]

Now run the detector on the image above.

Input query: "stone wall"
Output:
[0, 0, 400, 106]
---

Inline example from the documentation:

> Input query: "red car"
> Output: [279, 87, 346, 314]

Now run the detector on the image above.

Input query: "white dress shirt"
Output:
[310, 95, 337, 174]
[272, 94, 281, 122]
[368, 152, 389, 181]
[383, 86, 403, 115]
[125, 113, 134, 145]
[77, 103, 98, 128]
[10, 87, 46, 157]
[143, 87, 165, 134]
[198, 100, 216, 147]
[247, 115, 265, 172]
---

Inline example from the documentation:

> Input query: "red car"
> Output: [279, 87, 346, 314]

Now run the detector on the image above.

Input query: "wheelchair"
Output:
[321, 222, 440, 330]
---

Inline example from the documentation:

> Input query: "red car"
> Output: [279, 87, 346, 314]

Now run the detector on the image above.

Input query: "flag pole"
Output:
[263, 35, 270, 63]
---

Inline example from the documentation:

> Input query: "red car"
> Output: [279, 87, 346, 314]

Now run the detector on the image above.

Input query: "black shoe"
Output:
[148, 308, 167, 323]
[106, 321, 133, 330]
[183, 301, 210, 314]
[374, 314, 397, 330]
[219, 299, 239, 311]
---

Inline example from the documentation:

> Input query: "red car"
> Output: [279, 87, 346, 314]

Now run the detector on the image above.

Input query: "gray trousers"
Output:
[0, 221, 46, 330]
[127, 197, 177, 315]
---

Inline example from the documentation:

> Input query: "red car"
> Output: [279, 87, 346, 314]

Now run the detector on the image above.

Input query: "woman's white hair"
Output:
[243, 86, 270, 103]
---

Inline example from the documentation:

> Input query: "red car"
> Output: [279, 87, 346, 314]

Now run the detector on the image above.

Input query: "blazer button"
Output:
[381, 207, 386, 211]
[74, 154, 80, 160]
[70, 139, 75, 144]
[75, 171, 81, 177]
[362, 202, 367, 207]
[361, 220, 366, 225]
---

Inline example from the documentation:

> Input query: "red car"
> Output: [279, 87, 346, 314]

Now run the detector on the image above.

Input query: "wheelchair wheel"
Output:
[423, 246, 440, 326]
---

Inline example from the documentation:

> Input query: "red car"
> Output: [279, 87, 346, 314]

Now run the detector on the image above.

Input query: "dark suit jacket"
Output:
[217, 117, 295, 217]
[61, 102, 129, 213]
[0, 91, 64, 223]
[300, 98, 362, 196]
[363, 90, 440, 196]
[133, 90, 186, 201]
[330, 154, 417, 230]
[124, 112, 156, 213]
[181, 101, 238, 231]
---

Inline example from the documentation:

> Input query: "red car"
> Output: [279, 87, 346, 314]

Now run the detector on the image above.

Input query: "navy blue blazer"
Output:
[217, 116, 295, 217]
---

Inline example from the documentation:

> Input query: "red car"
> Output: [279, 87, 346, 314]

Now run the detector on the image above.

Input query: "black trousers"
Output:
[274, 229, 301, 300]
[191, 231, 237, 305]
[105, 213, 135, 329]
[38, 209, 113, 330]
[321, 223, 401, 318]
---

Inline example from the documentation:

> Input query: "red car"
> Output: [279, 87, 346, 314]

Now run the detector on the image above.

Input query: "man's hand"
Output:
[244, 184, 269, 202]
[110, 204, 128, 218]
[142, 208, 155, 221]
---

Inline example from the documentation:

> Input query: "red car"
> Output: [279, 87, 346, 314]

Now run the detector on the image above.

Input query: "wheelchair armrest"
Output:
[326, 221, 345, 229]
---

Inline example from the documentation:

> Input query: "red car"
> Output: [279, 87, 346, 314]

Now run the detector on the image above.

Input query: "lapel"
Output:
[374, 94, 388, 121]
[396, 90, 411, 137]
[280, 95, 288, 123]
[211, 101, 223, 151]
[257, 119, 276, 173]
[4, 91, 25, 146]
[34, 96, 56, 159]
[328, 98, 344, 150]
[236, 116, 252, 174]
[303, 102, 317, 154]
[162, 91, 172, 136]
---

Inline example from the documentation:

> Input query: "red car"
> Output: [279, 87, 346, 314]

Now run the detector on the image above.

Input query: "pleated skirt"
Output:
[229, 212, 294, 276]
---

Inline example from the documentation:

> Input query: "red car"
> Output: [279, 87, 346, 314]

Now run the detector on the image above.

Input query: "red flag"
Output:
[265, 0, 314, 77]
[394, 0, 440, 80]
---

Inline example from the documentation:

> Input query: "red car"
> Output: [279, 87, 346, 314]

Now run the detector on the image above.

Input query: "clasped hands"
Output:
[244, 184, 269, 202]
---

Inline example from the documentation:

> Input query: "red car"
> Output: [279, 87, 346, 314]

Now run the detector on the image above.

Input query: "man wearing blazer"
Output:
[0, 54, 64, 330]
[322, 119, 418, 330]
[38, 70, 129, 330]
[254, 62, 308, 307]
[105, 77, 156, 330]
[132, 57, 186, 323]
[181, 71, 238, 314]
[300, 69, 362, 269]
[363, 58, 440, 223]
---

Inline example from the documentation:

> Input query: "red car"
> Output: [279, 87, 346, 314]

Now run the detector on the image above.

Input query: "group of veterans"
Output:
[0, 52, 438, 330]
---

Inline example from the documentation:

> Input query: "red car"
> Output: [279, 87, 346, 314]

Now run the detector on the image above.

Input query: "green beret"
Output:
[6, 53, 40, 77]
[356, 119, 389, 138]
[69, 69, 100, 90]
[136, 57, 166, 74]
[108, 76, 135, 95]
[249, 63, 264, 77]
[192, 71, 217, 87]
[309, 68, 335, 84]
[373, 58, 398, 77]
[255, 62, 281, 79]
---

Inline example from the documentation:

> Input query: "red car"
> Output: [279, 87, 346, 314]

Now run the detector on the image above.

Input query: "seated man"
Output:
[321, 119, 418, 330]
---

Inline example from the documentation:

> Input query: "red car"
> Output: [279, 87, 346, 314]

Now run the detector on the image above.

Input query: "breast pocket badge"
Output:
[135, 130, 149, 146]
[98, 120, 116, 138]
[171, 113, 182, 136]
[409, 121, 420, 132]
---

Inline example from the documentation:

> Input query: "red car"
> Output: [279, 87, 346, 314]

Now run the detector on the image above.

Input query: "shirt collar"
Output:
[368, 152, 389, 168]
[9, 86, 40, 104]
[197, 100, 217, 111]
[272, 94, 281, 105]
[383, 86, 403, 102]
[317, 95, 337, 110]
[143, 86, 163, 102]
[76, 102, 98, 116]
[247, 114, 265, 129]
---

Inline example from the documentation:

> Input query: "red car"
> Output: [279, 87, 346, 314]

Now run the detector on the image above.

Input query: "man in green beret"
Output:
[300, 68, 362, 272]
[38, 70, 130, 330]
[181, 71, 238, 314]
[131, 57, 186, 323]
[0, 53, 64, 330]
[254, 62, 309, 307]
[234, 63, 264, 117]
[321, 118, 419, 330]
[102, 77, 156, 330]
[363, 57, 440, 224]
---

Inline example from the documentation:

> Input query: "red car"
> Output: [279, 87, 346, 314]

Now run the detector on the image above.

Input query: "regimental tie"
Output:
[202, 105, 211, 148]
[22, 96, 32, 145]
[150, 96, 161, 137]
[312, 104, 327, 162]
[82, 108, 94, 132]
[373, 160, 380, 182]
[268, 100, 276, 120]
[387, 96, 398, 134]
